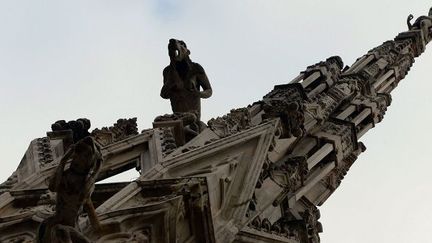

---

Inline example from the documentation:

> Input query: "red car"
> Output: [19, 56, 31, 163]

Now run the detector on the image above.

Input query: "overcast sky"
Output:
[1, 1, 431, 242]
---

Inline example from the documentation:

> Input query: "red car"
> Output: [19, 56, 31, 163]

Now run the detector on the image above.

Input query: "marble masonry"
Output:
[1, 8, 431, 243]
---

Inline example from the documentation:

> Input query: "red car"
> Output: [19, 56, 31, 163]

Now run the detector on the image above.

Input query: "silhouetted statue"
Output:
[407, 7, 432, 43]
[37, 136, 103, 243]
[157, 39, 212, 140]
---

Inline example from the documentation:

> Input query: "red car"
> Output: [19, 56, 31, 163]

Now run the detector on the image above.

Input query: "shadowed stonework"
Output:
[0, 8, 431, 243]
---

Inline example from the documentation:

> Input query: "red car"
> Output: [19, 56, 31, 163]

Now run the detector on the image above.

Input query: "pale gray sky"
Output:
[1, 1, 431, 242]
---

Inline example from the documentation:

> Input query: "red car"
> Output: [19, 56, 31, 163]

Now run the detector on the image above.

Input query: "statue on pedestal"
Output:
[155, 38, 212, 142]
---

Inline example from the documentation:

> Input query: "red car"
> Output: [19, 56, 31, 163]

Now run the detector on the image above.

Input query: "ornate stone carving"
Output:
[301, 206, 323, 243]
[248, 204, 323, 242]
[269, 156, 309, 192]
[109, 118, 139, 140]
[328, 81, 360, 101]
[368, 41, 398, 64]
[247, 216, 300, 241]
[208, 108, 252, 138]
[314, 120, 358, 161]
[271, 204, 322, 243]
[36, 137, 54, 167]
[158, 127, 178, 156]
[304, 75, 361, 124]
[302, 56, 344, 90]
[349, 94, 391, 124]
[92, 118, 138, 146]
[93, 178, 214, 243]
[306, 93, 339, 123]
[2, 8, 432, 243]
[326, 142, 366, 190]
[375, 94, 391, 122]
[261, 84, 307, 138]
[392, 53, 415, 80]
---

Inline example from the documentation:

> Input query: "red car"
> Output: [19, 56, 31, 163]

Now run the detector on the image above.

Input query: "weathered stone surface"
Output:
[1, 8, 431, 243]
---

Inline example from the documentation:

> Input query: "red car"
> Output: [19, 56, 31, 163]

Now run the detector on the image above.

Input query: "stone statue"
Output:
[37, 136, 103, 243]
[407, 8, 432, 43]
[157, 38, 212, 140]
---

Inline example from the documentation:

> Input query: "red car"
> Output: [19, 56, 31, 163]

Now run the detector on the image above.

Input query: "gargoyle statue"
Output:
[157, 38, 212, 141]
[37, 136, 103, 243]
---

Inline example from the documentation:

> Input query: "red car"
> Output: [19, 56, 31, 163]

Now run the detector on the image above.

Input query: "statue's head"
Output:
[70, 136, 98, 174]
[168, 38, 190, 62]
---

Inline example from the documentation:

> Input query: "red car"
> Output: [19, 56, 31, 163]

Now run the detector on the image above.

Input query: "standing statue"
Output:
[37, 136, 103, 243]
[407, 7, 432, 43]
[156, 38, 212, 141]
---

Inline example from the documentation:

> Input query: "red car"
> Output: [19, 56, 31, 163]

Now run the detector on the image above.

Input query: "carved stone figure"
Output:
[2, 7, 432, 243]
[157, 38, 212, 140]
[37, 136, 103, 243]
[407, 8, 432, 43]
